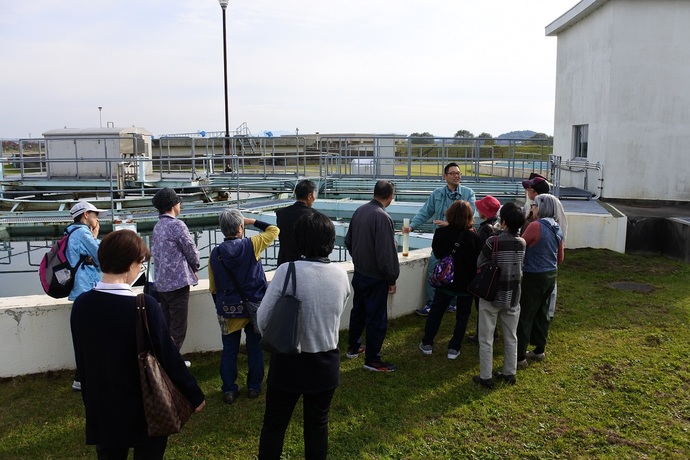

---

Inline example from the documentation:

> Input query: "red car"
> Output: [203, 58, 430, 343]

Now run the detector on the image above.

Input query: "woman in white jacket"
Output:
[257, 211, 350, 460]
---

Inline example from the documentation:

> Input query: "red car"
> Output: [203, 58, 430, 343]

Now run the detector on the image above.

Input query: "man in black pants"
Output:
[345, 180, 400, 372]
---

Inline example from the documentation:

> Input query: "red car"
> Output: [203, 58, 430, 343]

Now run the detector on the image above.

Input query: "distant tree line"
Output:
[408, 130, 553, 145]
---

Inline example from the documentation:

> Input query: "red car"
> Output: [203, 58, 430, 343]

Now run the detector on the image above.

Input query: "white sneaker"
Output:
[418, 342, 433, 355]
[184, 360, 192, 368]
[72, 380, 82, 391]
[447, 349, 460, 360]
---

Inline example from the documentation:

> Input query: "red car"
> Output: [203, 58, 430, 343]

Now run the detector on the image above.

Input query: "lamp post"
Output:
[218, 0, 230, 163]
[98, 106, 103, 128]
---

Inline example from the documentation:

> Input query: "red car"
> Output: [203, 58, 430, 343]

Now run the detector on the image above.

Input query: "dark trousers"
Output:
[348, 272, 390, 364]
[158, 285, 191, 350]
[422, 290, 473, 350]
[95, 437, 168, 460]
[220, 322, 264, 393]
[258, 385, 336, 460]
[517, 271, 557, 360]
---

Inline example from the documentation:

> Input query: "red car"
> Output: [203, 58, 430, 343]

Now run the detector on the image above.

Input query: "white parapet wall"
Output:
[0, 249, 430, 378]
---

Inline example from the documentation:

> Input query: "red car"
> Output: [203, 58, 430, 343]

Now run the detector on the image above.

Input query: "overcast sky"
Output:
[1, 0, 578, 139]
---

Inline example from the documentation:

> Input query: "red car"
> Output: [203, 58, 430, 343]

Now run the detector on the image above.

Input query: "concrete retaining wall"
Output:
[0, 249, 429, 378]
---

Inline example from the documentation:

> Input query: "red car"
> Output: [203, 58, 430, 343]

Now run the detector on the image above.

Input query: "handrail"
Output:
[2, 133, 557, 212]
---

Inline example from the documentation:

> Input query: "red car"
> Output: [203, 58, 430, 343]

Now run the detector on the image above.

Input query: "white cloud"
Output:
[1, 0, 577, 139]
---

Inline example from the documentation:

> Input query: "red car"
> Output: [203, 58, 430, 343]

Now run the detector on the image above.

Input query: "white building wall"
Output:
[551, 0, 690, 201]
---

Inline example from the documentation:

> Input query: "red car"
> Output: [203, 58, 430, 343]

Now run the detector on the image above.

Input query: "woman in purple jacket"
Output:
[150, 188, 200, 356]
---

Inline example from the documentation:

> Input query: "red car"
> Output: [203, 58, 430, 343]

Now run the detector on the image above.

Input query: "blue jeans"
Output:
[348, 272, 390, 364]
[421, 290, 473, 350]
[220, 322, 264, 393]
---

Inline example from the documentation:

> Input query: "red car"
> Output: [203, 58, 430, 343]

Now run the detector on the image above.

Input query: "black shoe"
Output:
[472, 375, 495, 389]
[467, 334, 479, 343]
[224, 390, 240, 405]
[248, 389, 261, 399]
[494, 372, 516, 385]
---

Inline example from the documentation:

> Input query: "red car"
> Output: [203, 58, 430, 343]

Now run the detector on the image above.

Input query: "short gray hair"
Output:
[535, 194, 559, 219]
[219, 208, 244, 237]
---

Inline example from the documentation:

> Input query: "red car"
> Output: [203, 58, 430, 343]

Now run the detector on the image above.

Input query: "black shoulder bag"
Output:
[468, 237, 502, 301]
[259, 262, 302, 354]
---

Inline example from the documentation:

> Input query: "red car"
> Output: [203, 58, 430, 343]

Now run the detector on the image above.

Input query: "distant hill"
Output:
[497, 130, 537, 140]
[495, 130, 538, 145]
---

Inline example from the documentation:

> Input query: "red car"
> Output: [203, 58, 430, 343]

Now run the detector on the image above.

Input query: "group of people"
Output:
[68, 181, 350, 459]
[407, 165, 567, 389]
[66, 166, 566, 459]
[68, 188, 204, 459]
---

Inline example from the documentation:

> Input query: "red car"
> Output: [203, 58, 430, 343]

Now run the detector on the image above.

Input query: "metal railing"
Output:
[2, 134, 562, 211]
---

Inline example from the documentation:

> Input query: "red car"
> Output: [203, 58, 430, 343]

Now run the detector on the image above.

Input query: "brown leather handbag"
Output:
[135, 294, 193, 437]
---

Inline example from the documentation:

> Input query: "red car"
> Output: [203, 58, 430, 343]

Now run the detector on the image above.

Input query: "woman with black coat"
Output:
[419, 200, 482, 360]
[71, 230, 205, 460]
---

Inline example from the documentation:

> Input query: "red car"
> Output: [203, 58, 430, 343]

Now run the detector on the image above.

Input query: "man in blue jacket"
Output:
[403, 163, 476, 316]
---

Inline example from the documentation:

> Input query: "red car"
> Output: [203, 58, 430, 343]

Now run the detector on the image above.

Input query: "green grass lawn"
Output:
[2, 248, 690, 459]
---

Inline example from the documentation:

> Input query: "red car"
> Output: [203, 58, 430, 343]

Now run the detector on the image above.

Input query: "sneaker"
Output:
[184, 360, 192, 368]
[418, 343, 433, 355]
[346, 346, 365, 359]
[363, 361, 396, 372]
[494, 372, 517, 385]
[415, 305, 431, 316]
[72, 380, 81, 391]
[446, 304, 457, 313]
[447, 349, 460, 360]
[517, 359, 529, 370]
[526, 351, 545, 362]
[472, 375, 495, 389]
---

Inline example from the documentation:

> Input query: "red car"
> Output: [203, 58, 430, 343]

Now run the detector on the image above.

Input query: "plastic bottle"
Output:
[402, 218, 410, 256]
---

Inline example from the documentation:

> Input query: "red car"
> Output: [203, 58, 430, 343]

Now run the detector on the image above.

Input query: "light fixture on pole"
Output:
[218, 0, 231, 164]
[98, 106, 103, 128]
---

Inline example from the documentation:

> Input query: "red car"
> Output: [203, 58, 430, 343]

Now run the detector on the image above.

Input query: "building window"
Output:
[572, 124, 588, 159]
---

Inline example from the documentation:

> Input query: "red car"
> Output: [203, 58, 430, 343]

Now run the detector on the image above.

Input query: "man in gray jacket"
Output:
[345, 180, 400, 372]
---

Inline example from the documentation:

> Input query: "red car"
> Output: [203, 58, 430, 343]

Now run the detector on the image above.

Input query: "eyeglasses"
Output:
[446, 171, 461, 176]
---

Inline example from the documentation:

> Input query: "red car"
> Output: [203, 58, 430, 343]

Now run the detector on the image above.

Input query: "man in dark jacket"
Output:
[276, 180, 317, 265]
[345, 180, 400, 372]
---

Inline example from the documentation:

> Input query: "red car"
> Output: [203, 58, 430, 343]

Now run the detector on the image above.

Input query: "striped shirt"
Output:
[476, 232, 526, 309]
